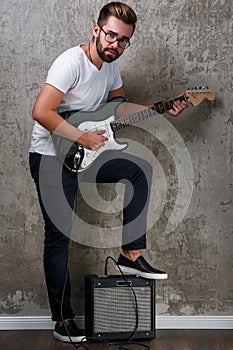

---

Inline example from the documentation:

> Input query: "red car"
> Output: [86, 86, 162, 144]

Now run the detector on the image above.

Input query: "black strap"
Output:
[107, 96, 127, 103]
[58, 110, 80, 120]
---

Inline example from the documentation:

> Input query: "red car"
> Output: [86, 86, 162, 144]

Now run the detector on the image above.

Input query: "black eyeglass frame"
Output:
[98, 25, 131, 49]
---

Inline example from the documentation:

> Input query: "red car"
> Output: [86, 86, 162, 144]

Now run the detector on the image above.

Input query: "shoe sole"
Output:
[53, 331, 87, 343]
[117, 265, 168, 280]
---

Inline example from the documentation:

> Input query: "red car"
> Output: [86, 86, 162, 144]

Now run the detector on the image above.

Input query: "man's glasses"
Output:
[99, 25, 130, 49]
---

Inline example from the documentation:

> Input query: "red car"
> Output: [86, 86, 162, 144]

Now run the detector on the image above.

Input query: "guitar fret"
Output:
[112, 106, 156, 131]
[141, 108, 154, 120]
[131, 113, 140, 123]
[165, 101, 173, 110]
[158, 104, 166, 114]
[112, 121, 130, 131]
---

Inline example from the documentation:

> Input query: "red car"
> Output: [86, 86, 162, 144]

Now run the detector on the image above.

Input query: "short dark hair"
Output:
[97, 2, 137, 34]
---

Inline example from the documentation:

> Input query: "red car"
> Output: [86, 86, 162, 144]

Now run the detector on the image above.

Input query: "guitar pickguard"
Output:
[78, 115, 127, 171]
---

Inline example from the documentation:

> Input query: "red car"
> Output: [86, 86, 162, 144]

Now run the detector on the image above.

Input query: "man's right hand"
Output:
[77, 129, 108, 150]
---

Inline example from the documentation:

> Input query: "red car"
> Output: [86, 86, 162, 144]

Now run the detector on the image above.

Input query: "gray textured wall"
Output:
[0, 0, 232, 318]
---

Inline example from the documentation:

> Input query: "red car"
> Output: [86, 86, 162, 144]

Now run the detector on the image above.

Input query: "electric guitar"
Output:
[52, 87, 215, 172]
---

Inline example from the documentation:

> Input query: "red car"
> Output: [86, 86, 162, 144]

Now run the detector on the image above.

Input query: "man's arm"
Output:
[32, 83, 108, 150]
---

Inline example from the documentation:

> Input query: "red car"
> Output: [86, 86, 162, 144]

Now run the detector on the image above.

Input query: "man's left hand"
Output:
[166, 95, 188, 117]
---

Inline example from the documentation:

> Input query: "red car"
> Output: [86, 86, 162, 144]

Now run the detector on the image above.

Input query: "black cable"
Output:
[60, 193, 81, 349]
[60, 192, 99, 349]
[104, 256, 139, 344]
[60, 250, 97, 350]
[102, 256, 150, 350]
[59, 190, 92, 349]
[60, 241, 79, 349]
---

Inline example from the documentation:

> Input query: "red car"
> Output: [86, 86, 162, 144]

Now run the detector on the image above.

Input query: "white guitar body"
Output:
[78, 116, 127, 171]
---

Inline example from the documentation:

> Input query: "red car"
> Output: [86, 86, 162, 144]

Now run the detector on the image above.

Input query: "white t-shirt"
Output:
[29, 45, 123, 155]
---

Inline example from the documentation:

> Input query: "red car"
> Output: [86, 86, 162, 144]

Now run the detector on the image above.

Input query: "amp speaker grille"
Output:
[85, 275, 155, 341]
[94, 286, 151, 332]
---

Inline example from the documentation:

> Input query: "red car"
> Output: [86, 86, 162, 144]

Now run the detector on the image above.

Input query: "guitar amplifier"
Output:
[85, 275, 155, 342]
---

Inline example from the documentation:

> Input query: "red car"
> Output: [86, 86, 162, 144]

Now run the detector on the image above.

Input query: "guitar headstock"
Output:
[185, 87, 216, 106]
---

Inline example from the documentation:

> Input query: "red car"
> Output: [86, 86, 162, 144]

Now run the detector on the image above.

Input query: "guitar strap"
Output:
[58, 96, 126, 120]
[58, 109, 80, 120]
[107, 95, 127, 103]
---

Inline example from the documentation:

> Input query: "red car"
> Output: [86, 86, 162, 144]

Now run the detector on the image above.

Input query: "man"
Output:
[29, 2, 187, 343]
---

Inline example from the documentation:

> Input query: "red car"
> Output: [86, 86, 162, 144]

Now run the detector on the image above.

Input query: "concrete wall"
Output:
[0, 0, 232, 318]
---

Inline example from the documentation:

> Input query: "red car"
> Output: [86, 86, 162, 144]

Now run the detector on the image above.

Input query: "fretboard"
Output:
[153, 95, 186, 114]
[111, 95, 186, 132]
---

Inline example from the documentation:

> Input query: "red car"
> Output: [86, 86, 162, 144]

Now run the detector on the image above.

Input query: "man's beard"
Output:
[96, 35, 122, 63]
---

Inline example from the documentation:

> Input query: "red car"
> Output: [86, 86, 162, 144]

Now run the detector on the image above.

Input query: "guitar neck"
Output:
[111, 95, 186, 132]
[111, 88, 215, 132]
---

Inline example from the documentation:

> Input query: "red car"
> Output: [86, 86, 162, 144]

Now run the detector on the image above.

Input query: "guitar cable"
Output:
[103, 257, 150, 350]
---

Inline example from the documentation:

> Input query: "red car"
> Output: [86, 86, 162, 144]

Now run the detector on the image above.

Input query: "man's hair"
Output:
[97, 2, 137, 34]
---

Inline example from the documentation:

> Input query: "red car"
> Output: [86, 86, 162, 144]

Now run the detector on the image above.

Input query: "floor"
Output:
[0, 329, 232, 350]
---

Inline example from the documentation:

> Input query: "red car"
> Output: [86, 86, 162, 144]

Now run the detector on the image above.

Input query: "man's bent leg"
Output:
[82, 151, 167, 280]
[82, 151, 152, 249]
